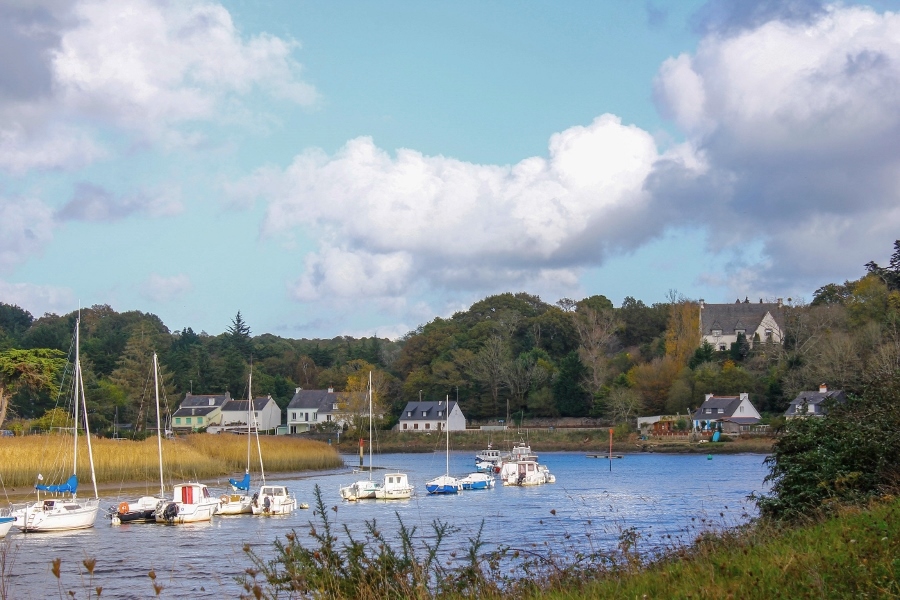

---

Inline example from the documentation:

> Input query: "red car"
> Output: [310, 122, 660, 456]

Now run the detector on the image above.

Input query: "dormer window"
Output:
[712, 329, 722, 336]
[422, 411, 427, 417]
[407, 411, 412, 417]
[735, 329, 745, 335]
[438, 411, 443, 417]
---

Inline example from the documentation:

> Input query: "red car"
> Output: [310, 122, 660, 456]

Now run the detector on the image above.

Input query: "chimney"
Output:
[699, 299, 705, 308]
[208, 398, 214, 406]
[819, 383, 828, 393]
[295, 387, 301, 394]
[328, 387, 334, 393]
[777, 298, 783, 307]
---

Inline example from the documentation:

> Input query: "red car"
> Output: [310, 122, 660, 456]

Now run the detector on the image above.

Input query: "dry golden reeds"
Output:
[0, 434, 342, 489]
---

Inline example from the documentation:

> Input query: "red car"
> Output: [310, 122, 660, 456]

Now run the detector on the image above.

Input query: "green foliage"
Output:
[688, 340, 715, 369]
[553, 352, 589, 417]
[756, 371, 900, 521]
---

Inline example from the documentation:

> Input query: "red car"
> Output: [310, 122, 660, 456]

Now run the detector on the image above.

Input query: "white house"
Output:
[172, 392, 231, 433]
[286, 388, 343, 433]
[398, 400, 466, 432]
[692, 393, 761, 433]
[217, 396, 282, 432]
[785, 384, 847, 418]
[699, 299, 785, 351]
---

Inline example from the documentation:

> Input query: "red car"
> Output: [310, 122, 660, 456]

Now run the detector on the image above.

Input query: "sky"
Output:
[2, 0, 900, 340]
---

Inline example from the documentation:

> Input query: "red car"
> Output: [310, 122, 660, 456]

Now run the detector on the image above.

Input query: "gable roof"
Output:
[173, 405, 219, 418]
[180, 393, 231, 408]
[700, 302, 784, 336]
[399, 401, 460, 421]
[221, 396, 276, 413]
[287, 388, 339, 412]
[785, 389, 847, 416]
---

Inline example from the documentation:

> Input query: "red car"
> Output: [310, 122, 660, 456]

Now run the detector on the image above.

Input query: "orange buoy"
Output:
[118, 501, 129, 514]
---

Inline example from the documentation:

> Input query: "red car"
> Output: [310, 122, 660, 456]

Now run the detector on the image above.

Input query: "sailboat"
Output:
[249, 374, 297, 516]
[425, 396, 461, 494]
[13, 316, 101, 532]
[110, 352, 168, 524]
[340, 372, 414, 501]
[218, 372, 261, 516]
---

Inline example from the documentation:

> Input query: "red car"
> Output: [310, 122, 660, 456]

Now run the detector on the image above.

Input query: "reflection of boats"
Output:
[155, 482, 219, 524]
[425, 396, 461, 494]
[459, 472, 494, 490]
[110, 353, 167, 524]
[499, 459, 555, 487]
[14, 316, 100, 533]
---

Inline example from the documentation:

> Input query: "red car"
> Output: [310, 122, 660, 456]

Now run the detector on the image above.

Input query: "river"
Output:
[2, 451, 769, 598]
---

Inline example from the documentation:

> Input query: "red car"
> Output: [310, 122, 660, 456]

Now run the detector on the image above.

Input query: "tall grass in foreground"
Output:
[238, 489, 900, 600]
[0, 435, 342, 488]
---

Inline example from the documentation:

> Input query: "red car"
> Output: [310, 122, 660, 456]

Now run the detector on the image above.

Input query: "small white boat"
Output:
[0, 515, 14, 538]
[155, 482, 219, 524]
[459, 472, 494, 490]
[251, 485, 297, 515]
[475, 448, 502, 463]
[426, 396, 461, 495]
[339, 477, 381, 501]
[499, 460, 555, 487]
[375, 472, 414, 499]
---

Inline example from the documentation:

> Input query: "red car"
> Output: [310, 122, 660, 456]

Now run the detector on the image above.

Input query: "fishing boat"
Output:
[155, 482, 219, 524]
[218, 372, 263, 516]
[14, 316, 101, 532]
[375, 472, 414, 499]
[251, 484, 297, 515]
[110, 353, 168, 524]
[499, 459, 555, 487]
[425, 396, 461, 494]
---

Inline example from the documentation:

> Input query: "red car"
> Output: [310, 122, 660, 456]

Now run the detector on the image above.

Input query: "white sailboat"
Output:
[340, 372, 382, 500]
[425, 396, 461, 494]
[218, 372, 261, 516]
[249, 374, 297, 516]
[14, 316, 100, 532]
[110, 352, 168, 524]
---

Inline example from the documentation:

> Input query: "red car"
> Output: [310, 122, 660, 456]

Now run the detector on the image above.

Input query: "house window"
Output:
[197, 417, 203, 424]
[719, 345, 726, 351]
[403, 423, 407, 430]
[291, 412, 297, 421]
[333, 403, 338, 410]
[425, 423, 430, 430]
[304, 412, 309, 422]
[717, 408, 724, 414]
[704, 408, 711, 414]
[175, 417, 181, 424]
[739, 406, 744, 413]
[765, 328, 773, 342]
[186, 417, 192, 424]
[438, 411, 443, 417]
[326, 415, 331, 422]
[414, 423, 419, 430]
[422, 411, 427, 417]
[407, 411, 412, 417]
[712, 329, 722, 336]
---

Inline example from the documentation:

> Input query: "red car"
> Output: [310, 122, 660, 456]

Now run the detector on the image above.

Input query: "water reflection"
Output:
[3, 452, 768, 598]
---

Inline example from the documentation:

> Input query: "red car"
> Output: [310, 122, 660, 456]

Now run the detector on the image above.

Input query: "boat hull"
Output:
[339, 480, 381, 501]
[459, 473, 494, 490]
[217, 494, 252, 515]
[251, 485, 297, 515]
[15, 499, 100, 532]
[425, 475, 461, 494]
[155, 500, 218, 524]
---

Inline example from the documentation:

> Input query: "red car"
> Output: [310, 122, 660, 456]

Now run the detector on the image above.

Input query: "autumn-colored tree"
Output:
[573, 306, 620, 403]
[627, 356, 681, 415]
[664, 299, 700, 367]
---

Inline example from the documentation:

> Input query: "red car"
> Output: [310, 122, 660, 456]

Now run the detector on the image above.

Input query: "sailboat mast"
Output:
[73, 317, 80, 477]
[368, 371, 373, 480]
[79, 361, 99, 499]
[252, 370, 266, 485]
[445, 394, 450, 476]
[246, 370, 252, 474]
[153, 353, 165, 497]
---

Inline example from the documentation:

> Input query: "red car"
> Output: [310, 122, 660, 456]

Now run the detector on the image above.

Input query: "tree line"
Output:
[2, 240, 899, 435]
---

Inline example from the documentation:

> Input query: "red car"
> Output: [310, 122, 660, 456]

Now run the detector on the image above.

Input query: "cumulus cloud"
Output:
[139, 273, 193, 303]
[0, 279, 75, 317]
[0, 0, 317, 173]
[652, 3, 900, 297]
[236, 114, 677, 302]
[56, 182, 183, 222]
[0, 197, 56, 273]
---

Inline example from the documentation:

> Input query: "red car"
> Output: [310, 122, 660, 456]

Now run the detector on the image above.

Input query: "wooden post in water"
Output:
[359, 437, 364, 468]
[609, 428, 613, 472]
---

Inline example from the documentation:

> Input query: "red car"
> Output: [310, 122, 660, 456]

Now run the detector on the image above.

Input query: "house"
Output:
[785, 384, 847, 418]
[637, 415, 689, 434]
[172, 393, 231, 433]
[217, 395, 282, 432]
[692, 393, 761, 434]
[699, 298, 785, 352]
[398, 400, 466, 432]
[286, 388, 344, 433]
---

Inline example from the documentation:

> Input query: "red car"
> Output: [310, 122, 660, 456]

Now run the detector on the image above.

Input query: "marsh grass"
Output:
[0, 434, 342, 488]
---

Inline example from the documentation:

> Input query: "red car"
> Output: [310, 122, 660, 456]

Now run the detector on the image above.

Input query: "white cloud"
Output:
[0, 280, 74, 317]
[652, 4, 900, 296]
[139, 273, 193, 303]
[0, 0, 317, 173]
[243, 115, 670, 302]
[0, 197, 56, 273]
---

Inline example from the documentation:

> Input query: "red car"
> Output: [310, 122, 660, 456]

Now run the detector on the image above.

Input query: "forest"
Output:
[1, 240, 899, 437]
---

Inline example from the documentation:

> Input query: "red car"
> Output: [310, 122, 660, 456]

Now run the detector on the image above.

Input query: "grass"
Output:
[0, 434, 343, 489]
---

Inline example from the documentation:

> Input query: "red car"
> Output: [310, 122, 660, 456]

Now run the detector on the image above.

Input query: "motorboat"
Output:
[459, 472, 494, 490]
[155, 482, 219, 524]
[251, 485, 297, 515]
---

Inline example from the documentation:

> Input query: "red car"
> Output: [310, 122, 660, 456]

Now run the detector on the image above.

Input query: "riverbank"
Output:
[331, 429, 774, 455]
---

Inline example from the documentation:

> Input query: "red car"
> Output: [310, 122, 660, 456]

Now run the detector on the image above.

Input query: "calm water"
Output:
[3, 451, 769, 598]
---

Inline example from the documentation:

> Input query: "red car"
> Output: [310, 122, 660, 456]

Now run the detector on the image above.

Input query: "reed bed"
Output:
[0, 434, 342, 489]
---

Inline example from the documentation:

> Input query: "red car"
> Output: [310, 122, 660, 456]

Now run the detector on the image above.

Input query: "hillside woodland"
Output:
[1, 240, 899, 437]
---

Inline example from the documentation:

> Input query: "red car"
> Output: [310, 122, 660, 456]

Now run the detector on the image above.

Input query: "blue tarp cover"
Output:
[36, 474, 78, 494]
[229, 473, 250, 491]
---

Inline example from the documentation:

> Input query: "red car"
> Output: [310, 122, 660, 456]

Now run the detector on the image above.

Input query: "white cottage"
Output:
[692, 393, 761, 433]
[217, 396, 282, 433]
[286, 388, 344, 433]
[398, 400, 466, 432]
[699, 299, 785, 351]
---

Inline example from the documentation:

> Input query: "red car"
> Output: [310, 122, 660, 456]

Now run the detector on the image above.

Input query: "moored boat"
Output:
[499, 459, 555, 487]
[458, 472, 494, 490]
[155, 482, 219, 524]
[251, 485, 297, 515]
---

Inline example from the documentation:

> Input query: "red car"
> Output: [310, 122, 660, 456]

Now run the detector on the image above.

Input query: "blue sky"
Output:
[2, 0, 899, 339]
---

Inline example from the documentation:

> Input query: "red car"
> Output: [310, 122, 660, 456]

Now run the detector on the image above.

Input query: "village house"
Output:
[215, 395, 282, 432]
[785, 384, 847, 418]
[699, 298, 785, 351]
[398, 399, 466, 432]
[286, 387, 343, 433]
[692, 393, 762, 434]
[172, 392, 231, 433]
[637, 415, 690, 435]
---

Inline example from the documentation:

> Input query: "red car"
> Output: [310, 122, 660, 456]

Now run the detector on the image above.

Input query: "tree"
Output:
[466, 336, 508, 417]
[553, 352, 589, 417]
[664, 298, 700, 367]
[501, 351, 548, 417]
[606, 387, 642, 425]
[0, 348, 68, 424]
[627, 356, 681, 415]
[573, 305, 620, 408]
[228, 311, 253, 358]
[864, 239, 900, 291]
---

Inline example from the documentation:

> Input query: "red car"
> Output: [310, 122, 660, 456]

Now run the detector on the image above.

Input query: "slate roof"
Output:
[399, 401, 459, 421]
[785, 389, 847, 416]
[700, 301, 784, 336]
[221, 397, 276, 413]
[180, 393, 231, 408]
[692, 396, 760, 423]
[287, 389, 339, 412]
[173, 406, 219, 418]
